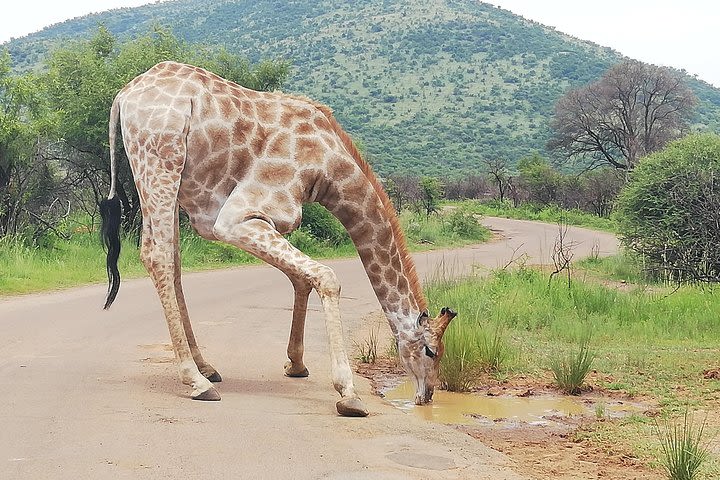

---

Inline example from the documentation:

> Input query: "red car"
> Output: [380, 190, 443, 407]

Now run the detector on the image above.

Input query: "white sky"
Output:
[1, 0, 718, 87]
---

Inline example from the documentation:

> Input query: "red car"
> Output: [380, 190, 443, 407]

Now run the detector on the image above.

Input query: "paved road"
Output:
[0, 218, 617, 480]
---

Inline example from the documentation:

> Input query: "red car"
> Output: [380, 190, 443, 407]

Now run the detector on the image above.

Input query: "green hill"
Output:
[5, 0, 720, 175]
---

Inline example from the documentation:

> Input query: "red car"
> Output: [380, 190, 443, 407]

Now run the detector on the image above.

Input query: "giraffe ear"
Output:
[416, 310, 430, 328]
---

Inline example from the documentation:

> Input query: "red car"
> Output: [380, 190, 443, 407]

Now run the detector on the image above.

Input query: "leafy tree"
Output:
[417, 176, 443, 219]
[517, 153, 562, 205]
[0, 50, 58, 237]
[616, 133, 720, 282]
[549, 60, 697, 170]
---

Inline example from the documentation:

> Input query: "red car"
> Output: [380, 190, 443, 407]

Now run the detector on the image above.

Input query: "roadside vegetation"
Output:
[424, 258, 720, 478]
[0, 203, 490, 296]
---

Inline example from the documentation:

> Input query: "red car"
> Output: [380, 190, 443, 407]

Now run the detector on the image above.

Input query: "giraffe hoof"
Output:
[192, 386, 221, 401]
[284, 361, 309, 377]
[205, 371, 223, 383]
[336, 397, 369, 417]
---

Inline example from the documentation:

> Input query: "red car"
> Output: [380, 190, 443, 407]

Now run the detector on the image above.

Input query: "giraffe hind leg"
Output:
[133, 146, 219, 401]
[172, 210, 222, 382]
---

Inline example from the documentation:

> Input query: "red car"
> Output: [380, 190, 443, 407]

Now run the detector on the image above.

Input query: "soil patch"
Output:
[355, 361, 661, 479]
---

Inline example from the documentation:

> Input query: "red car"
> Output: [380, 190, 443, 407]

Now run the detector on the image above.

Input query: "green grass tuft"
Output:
[655, 410, 710, 480]
[550, 334, 594, 395]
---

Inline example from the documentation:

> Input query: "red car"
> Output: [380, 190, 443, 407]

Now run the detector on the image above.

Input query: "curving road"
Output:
[0, 218, 617, 480]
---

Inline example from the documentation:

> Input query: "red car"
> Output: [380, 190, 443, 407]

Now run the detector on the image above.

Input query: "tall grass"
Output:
[439, 320, 484, 392]
[550, 333, 594, 395]
[577, 252, 653, 285]
[426, 264, 720, 401]
[655, 410, 710, 480]
[428, 273, 512, 391]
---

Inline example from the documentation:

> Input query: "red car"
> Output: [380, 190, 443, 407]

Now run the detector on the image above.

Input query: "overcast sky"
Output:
[1, 0, 717, 87]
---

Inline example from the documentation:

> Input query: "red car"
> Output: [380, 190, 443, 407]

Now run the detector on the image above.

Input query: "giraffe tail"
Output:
[100, 95, 122, 309]
[100, 196, 121, 309]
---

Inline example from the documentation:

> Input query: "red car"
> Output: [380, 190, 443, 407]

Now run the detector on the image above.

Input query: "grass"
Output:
[439, 319, 485, 392]
[454, 200, 617, 232]
[400, 208, 491, 247]
[0, 206, 491, 296]
[550, 333, 594, 395]
[355, 325, 379, 364]
[656, 410, 711, 480]
[425, 257, 720, 476]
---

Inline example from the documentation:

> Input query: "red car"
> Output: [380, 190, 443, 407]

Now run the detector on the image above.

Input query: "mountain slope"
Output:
[6, 0, 720, 175]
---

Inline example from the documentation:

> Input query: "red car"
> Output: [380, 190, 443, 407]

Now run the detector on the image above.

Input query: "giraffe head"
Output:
[397, 307, 456, 405]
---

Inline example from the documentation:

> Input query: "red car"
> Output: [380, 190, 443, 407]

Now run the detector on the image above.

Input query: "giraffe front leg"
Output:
[284, 281, 311, 377]
[314, 271, 368, 417]
[212, 213, 368, 417]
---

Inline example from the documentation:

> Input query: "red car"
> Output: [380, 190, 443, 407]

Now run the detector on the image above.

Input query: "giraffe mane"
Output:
[307, 100, 428, 313]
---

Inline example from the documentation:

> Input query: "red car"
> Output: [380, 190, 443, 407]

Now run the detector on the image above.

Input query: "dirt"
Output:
[356, 363, 663, 480]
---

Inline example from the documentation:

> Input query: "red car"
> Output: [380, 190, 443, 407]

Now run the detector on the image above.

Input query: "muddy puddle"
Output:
[383, 380, 644, 426]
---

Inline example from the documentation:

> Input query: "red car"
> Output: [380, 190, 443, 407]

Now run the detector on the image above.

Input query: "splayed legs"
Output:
[212, 208, 368, 417]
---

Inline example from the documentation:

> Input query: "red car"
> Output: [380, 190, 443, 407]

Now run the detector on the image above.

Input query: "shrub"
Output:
[442, 210, 485, 240]
[300, 203, 350, 247]
[616, 133, 720, 283]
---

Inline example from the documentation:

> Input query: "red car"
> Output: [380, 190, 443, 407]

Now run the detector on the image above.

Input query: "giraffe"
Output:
[99, 61, 456, 417]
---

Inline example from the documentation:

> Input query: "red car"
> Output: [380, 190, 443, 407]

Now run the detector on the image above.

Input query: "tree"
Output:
[444, 174, 489, 200]
[615, 133, 720, 282]
[417, 177, 443, 219]
[483, 158, 511, 202]
[548, 60, 697, 170]
[0, 50, 58, 237]
[517, 153, 562, 206]
[384, 173, 419, 212]
[578, 169, 623, 217]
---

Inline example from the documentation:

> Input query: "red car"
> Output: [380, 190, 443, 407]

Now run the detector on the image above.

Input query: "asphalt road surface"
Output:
[0, 217, 617, 480]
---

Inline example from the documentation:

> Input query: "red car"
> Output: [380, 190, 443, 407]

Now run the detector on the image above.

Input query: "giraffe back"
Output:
[114, 61, 355, 237]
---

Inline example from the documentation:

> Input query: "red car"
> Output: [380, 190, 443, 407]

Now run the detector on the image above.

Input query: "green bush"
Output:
[442, 210, 485, 240]
[300, 203, 350, 247]
[616, 133, 720, 282]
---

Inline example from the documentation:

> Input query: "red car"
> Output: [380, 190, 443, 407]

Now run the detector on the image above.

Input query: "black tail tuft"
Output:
[100, 196, 122, 309]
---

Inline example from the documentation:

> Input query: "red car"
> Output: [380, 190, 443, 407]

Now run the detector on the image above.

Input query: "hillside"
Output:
[5, 0, 720, 175]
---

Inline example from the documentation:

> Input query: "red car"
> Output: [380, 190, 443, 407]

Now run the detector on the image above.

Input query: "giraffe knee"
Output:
[312, 265, 340, 298]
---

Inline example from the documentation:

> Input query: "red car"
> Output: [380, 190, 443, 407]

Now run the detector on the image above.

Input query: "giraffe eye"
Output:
[424, 345, 436, 358]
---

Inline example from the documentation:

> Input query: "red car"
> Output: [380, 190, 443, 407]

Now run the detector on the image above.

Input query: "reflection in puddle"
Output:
[384, 380, 587, 425]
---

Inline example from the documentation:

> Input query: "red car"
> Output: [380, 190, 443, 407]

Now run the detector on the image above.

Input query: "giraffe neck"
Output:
[322, 191, 426, 333]
[308, 104, 427, 335]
